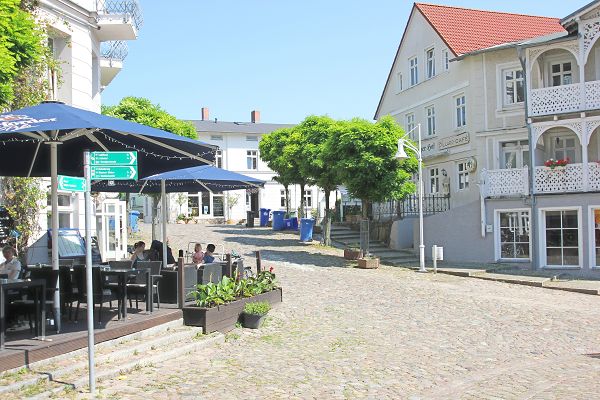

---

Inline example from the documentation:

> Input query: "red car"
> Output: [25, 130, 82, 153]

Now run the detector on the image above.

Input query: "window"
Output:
[503, 69, 524, 105]
[544, 210, 579, 266]
[553, 136, 577, 162]
[47, 38, 59, 100]
[246, 136, 258, 142]
[426, 106, 435, 136]
[47, 193, 71, 207]
[498, 211, 530, 259]
[405, 113, 415, 138]
[429, 168, 439, 193]
[47, 212, 71, 229]
[457, 162, 469, 190]
[409, 57, 418, 86]
[443, 49, 449, 71]
[187, 194, 199, 217]
[215, 149, 223, 168]
[455, 95, 466, 128]
[501, 141, 529, 169]
[304, 190, 313, 208]
[397, 72, 403, 92]
[213, 194, 224, 217]
[210, 135, 223, 141]
[201, 192, 210, 215]
[551, 62, 572, 86]
[280, 189, 287, 207]
[246, 150, 258, 170]
[426, 48, 435, 79]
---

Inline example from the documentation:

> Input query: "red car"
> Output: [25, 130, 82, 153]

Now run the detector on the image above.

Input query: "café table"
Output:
[102, 268, 151, 320]
[0, 279, 46, 350]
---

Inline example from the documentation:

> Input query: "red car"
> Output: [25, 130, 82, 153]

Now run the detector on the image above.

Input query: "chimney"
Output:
[251, 110, 260, 124]
[201, 107, 209, 121]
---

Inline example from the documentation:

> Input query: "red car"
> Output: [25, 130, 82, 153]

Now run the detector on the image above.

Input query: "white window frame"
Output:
[246, 135, 258, 142]
[426, 47, 435, 79]
[539, 207, 582, 269]
[588, 206, 600, 269]
[454, 94, 466, 128]
[405, 113, 415, 139]
[457, 161, 470, 190]
[428, 167, 440, 194]
[396, 72, 403, 93]
[187, 193, 200, 217]
[246, 150, 258, 170]
[409, 56, 418, 86]
[502, 68, 525, 107]
[494, 209, 531, 262]
[280, 189, 287, 208]
[304, 189, 313, 208]
[215, 149, 223, 168]
[551, 134, 578, 163]
[425, 105, 435, 136]
[549, 61, 573, 87]
[442, 49, 449, 71]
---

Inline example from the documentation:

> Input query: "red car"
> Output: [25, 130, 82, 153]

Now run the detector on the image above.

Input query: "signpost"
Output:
[90, 151, 138, 181]
[58, 175, 87, 192]
[90, 166, 138, 180]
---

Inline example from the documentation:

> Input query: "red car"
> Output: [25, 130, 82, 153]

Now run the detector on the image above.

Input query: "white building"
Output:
[375, 3, 600, 274]
[25, 0, 143, 262]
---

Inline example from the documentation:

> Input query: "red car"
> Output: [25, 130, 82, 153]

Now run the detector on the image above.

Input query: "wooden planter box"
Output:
[182, 288, 283, 333]
[344, 249, 361, 260]
[357, 257, 379, 269]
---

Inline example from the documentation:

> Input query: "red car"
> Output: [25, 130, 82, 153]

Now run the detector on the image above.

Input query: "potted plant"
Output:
[357, 255, 379, 269]
[176, 213, 186, 224]
[344, 245, 362, 260]
[241, 301, 271, 329]
[544, 158, 570, 169]
[225, 194, 240, 224]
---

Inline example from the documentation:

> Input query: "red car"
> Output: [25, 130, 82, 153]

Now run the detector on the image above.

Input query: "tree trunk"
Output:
[285, 185, 290, 216]
[323, 189, 331, 246]
[361, 199, 369, 219]
[299, 183, 306, 219]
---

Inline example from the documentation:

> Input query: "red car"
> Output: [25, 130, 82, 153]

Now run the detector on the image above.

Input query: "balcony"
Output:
[96, 0, 143, 41]
[100, 41, 127, 86]
[481, 168, 529, 198]
[529, 81, 600, 117]
[533, 163, 583, 193]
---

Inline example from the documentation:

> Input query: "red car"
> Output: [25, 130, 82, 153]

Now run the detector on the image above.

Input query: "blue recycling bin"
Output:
[284, 218, 298, 231]
[260, 208, 271, 227]
[272, 211, 286, 231]
[300, 218, 315, 242]
[129, 210, 140, 233]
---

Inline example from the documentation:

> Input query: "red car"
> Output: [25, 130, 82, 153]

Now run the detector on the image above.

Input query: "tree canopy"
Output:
[102, 97, 198, 139]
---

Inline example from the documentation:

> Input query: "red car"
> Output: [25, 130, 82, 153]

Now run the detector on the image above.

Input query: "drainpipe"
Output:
[518, 45, 538, 271]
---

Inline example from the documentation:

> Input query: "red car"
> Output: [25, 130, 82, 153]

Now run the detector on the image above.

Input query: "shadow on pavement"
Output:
[222, 235, 301, 248]
[261, 249, 350, 269]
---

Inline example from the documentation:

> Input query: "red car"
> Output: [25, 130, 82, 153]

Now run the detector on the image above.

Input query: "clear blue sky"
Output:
[102, 0, 589, 124]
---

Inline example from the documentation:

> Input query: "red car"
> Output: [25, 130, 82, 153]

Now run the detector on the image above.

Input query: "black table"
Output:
[0, 279, 46, 350]
[103, 268, 151, 319]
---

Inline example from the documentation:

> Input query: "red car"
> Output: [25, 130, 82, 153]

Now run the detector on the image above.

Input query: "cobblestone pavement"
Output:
[91, 223, 600, 399]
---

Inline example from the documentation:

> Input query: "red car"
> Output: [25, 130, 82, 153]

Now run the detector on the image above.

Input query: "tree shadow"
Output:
[221, 235, 301, 248]
[211, 226, 296, 237]
[261, 249, 351, 269]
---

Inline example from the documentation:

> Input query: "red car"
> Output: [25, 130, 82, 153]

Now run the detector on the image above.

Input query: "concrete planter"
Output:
[357, 257, 379, 269]
[182, 288, 282, 333]
[344, 249, 361, 260]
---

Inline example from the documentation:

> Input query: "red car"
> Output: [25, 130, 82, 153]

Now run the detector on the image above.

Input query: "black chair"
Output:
[200, 263, 222, 284]
[11, 266, 59, 332]
[127, 261, 162, 309]
[73, 265, 120, 324]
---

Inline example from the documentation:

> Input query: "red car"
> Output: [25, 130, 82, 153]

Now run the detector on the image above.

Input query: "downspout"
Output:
[518, 45, 538, 271]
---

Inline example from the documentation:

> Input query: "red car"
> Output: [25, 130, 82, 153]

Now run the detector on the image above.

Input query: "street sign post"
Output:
[90, 151, 138, 181]
[58, 175, 87, 192]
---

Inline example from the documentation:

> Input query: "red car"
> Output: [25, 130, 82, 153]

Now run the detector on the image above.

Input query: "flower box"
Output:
[182, 288, 282, 333]
[344, 248, 361, 260]
[357, 257, 379, 269]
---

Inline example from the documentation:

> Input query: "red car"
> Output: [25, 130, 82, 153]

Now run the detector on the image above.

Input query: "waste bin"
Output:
[246, 211, 255, 227]
[259, 208, 271, 227]
[272, 211, 286, 231]
[300, 218, 315, 242]
[284, 218, 298, 231]
[129, 210, 140, 233]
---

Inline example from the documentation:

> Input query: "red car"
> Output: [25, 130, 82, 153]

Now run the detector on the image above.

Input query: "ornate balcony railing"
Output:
[481, 168, 529, 198]
[100, 40, 128, 61]
[529, 83, 582, 117]
[534, 163, 584, 193]
[371, 194, 450, 221]
[586, 81, 600, 110]
[97, 0, 143, 31]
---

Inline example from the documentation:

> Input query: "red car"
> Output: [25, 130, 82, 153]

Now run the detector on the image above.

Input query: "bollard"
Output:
[255, 250, 262, 274]
[177, 257, 184, 309]
[432, 245, 437, 274]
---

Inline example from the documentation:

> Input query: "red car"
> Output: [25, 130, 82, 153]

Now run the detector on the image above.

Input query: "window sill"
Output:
[541, 265, 582, 270]
[497, 258, 531, 263]
[496, 105, 525, 114]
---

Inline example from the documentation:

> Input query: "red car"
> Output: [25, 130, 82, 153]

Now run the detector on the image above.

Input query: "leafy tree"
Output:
[330, 116, 417, 219]
[283, 127, 312, 219]
[259, 127, 296, 215]
[102, 97, 198, 139]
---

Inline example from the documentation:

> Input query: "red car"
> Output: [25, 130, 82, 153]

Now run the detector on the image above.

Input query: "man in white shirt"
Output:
[0, 245, 21, 279]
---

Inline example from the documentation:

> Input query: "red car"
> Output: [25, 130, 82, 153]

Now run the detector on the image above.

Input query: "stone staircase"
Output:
[330, 224, 419, 267]
[0, 319, 224, 398]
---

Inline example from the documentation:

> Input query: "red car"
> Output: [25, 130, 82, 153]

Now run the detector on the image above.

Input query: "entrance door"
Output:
[246, 190, 259, 214]
[97, 199, 127, 261]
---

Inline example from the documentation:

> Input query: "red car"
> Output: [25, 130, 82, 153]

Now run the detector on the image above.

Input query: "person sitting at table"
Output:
[130, 241, 148, 264]
[192, 243, 204, 264]
[202, 244, 216, 264]
[0, 245, 21, 279]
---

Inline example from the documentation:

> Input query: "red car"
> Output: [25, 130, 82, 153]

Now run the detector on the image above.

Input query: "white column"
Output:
[49, 141, 61, 332]
[582, 122, 589, 192]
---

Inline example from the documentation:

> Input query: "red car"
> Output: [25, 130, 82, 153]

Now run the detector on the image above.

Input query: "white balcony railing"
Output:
[534, 163, 584, 193]
[588, 162, 600, 191]
[529, 83, 582, 117]
[481, 168, 529, 197]
[100, 40, 128, 61]
[97, 0, 143, 31]
[586, 81, 600, 110]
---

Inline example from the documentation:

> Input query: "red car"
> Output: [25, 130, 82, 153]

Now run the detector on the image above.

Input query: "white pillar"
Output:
[49, 141, 61, 331]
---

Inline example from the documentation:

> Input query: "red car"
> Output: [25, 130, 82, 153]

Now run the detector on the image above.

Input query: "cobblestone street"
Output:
[92, 223, 600, 399]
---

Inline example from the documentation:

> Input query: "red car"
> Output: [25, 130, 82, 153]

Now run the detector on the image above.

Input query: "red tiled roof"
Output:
[415, 3, 566, 56]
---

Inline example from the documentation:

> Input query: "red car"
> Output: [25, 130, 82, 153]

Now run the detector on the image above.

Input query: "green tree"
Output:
[330, 116, 417, 219]
[283, 127, 312, 219]
[259, 127, 296, 215]
[102, 97, 198, 139]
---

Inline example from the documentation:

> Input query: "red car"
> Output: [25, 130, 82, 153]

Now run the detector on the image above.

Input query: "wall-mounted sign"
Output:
[438, 132, 470, 150]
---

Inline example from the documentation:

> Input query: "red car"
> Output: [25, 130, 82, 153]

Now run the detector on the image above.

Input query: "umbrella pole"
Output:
[83, 151, 96, 393]
[161, 179, 168, 271]
[49, 141, 61, 333]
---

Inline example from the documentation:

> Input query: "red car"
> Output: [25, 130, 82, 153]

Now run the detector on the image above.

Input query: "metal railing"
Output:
[370, 194, 450, 220]
[100, 40, 128, 61]
[97, 0, 144, 31]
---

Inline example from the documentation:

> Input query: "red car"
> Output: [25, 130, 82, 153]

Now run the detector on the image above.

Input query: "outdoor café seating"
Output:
[127, 260, 162, 309]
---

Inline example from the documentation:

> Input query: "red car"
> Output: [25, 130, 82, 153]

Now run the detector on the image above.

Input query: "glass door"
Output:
[97, 199, 128, 261]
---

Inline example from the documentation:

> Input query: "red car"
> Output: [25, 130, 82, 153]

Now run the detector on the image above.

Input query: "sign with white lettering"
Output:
[438, 132, 470, 150]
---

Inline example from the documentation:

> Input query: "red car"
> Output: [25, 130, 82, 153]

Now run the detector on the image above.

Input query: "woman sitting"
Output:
[130, 241, 148, 265]
[0, 245, 21, 279]
[192, 243, 204, 264]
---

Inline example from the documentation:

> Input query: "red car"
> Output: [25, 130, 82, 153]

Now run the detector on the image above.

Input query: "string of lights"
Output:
[100, 132, 216, 160]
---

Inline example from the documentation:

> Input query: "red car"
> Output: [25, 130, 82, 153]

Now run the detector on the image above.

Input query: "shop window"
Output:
[498, 211, 530, 259]
[544, 210, 579, 266]
[457, 162, 469, 190]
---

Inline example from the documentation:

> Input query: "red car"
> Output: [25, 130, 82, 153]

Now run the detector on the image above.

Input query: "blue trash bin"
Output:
[283, 218, 298, 231]
[272, 211, 286, 231]
[129, 210, 140, 233]
[299, 218, 315, 242]
[260, 208, 271, 227]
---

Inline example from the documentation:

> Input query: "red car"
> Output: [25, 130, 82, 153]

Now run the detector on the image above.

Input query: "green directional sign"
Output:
[58, 175, 87, 192]
[91, 166, 138, 180]
[90, 151, 137, 166]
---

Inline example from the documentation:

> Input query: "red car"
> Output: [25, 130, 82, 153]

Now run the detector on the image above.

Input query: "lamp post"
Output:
[395, 123, 426, 272]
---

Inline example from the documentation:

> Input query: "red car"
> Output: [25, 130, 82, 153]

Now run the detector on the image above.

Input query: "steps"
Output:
[330, 224, 419, 267]
[0, 319, 224, 398]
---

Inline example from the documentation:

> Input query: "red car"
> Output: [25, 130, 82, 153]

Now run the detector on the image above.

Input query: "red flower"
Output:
[269, 267, 274, 273]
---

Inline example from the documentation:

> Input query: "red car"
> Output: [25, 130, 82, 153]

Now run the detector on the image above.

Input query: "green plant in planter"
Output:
[244, 301, 271, 316]
[192, 270, 279, 307]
